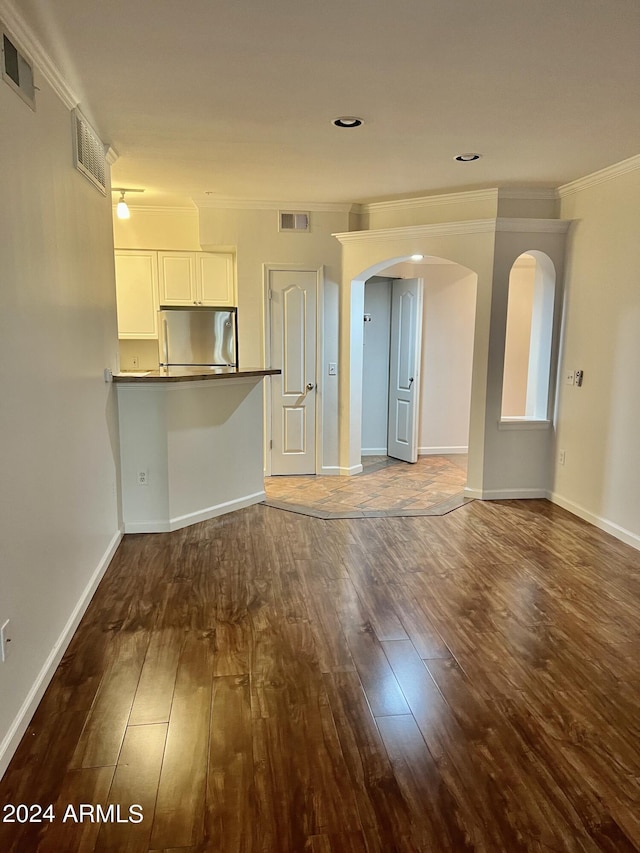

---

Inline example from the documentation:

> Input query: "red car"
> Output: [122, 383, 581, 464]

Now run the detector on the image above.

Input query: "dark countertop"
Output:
[113, 366, 281, 383]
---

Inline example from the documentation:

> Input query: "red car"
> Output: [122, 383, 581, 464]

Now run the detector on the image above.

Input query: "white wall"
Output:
[362, 189, 498, 230]
[198, 205, 348, 472]
[113, 206, 201, 252]
[419, 266, 476, 453]
[0, 65, 121, 773]
[554, 167, 640, 547]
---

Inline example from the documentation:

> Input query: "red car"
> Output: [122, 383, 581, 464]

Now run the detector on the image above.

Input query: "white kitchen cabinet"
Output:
[114, 250, 160, 339]
[158, 251, 235, 307]
[197, 253, 235, 305]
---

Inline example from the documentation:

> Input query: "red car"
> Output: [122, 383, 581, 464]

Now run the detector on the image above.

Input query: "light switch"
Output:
[328, 363, 337, 376]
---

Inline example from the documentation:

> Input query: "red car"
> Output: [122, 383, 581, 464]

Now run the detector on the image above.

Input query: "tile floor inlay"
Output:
[263, 455, 471, 518]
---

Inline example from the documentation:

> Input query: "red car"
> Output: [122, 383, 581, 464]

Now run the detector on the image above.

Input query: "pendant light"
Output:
[116, 191, 130, 219]
[112, 187, 144, 219]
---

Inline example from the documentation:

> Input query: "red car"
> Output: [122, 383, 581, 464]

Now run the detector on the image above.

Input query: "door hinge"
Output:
[269, 439, 273, 449]
[268, 289, 273, 300]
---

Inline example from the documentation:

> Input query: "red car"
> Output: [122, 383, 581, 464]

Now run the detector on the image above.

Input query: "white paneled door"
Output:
[387, 278, 423, 463]
[269, 270, 317, 474]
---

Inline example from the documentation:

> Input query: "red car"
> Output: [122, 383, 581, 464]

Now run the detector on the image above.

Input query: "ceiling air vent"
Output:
[72, 108, 107, 195]
[2, 29, 35, 109]
[279, 211, 310, 233]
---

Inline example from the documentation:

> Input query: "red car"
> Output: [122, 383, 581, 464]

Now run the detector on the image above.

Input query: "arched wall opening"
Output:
[335, 217, 568, 499]
[350, 254, 478, 480]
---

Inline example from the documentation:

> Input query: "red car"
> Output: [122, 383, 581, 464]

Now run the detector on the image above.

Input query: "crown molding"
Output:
[0, 0, 79, 110]
[334, 217, 571, 245]
[497, 188, 559, 200]
[360, 188, 498, 214]
[495, 217, 571, 233]
[105, 146, 119, 166]
[558, 154, 640, 197]
[333, 219, 496, 244]
[195, 197, 353, 213]
[113, 204, 198, 214]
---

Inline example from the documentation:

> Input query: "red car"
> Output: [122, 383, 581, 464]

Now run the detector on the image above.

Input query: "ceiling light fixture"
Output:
[454, 153, 481, 162]
[411, 254, 424, 261]
[332, 116, 363, 128]
[112, 187, 144, 219]
[116, 191, 130, 220]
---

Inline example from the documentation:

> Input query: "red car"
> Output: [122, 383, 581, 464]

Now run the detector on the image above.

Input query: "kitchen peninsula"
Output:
[114, 367, 280, 533]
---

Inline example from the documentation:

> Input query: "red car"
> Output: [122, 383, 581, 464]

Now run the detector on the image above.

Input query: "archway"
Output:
[354, 254, 478, 502]
[335, 216, 569, 500]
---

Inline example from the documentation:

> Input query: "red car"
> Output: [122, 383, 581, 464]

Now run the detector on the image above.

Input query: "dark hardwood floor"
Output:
[2, 499, 640, 851]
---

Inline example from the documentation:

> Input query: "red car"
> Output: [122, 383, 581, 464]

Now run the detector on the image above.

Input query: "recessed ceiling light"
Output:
[333, 116, 363, 128]
[454, 153, 482, 162]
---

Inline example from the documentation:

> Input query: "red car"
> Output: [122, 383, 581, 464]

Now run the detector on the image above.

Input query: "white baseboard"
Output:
[549, 491, 640, 552]
[463, 487, 640, 552]
[339, 464, 363, 476]
[463, 487, 548, 500]
[419, 446, 468, 455]
[319, 466, 341, 475]
[463, 487, 482, 499]
[123, 491, 267, 534]
[363, 447, 470, 457]
[0, 528, 123, 781]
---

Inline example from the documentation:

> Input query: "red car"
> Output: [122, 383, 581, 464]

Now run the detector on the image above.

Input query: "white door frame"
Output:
[263, 264, 324, 476]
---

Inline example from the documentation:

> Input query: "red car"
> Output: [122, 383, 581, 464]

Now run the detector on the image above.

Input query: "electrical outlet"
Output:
[565, 370, 575, 386]
[137, 469, 148, 486]
[1, 620, 12, 662]
[132, 355, 139, 369]
[559, 449, 566, 466]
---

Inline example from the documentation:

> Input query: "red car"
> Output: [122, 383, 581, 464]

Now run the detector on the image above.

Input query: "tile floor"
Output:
[263, 454, 470, 518]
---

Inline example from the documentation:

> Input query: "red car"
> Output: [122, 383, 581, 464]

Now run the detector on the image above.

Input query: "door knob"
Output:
[306, 382, 315, 391]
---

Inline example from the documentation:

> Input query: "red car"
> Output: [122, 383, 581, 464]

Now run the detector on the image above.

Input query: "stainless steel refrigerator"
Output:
[158, 307, 238, 367]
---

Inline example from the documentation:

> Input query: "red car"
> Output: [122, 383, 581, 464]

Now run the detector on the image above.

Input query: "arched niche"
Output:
[501, 250, 556, 421]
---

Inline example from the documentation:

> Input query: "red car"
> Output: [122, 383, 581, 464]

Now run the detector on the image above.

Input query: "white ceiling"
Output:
[17, 0, 640, 206]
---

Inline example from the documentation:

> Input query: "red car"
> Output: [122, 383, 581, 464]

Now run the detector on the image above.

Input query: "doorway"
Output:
[362, 276, 423, 462]
[266, 266, 322, 475]
[361, 259, 477, 480]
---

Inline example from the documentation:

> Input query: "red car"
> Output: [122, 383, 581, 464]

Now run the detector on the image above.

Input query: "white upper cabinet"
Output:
[158, 251, 235, 307]
[197, 253, 235, 305]
[157, 252, 197, 304]
[114, 250, 159, 339]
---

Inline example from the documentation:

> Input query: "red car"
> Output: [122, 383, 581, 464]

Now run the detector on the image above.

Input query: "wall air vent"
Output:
[1, 29, 35, 110]
[72, 108, 107, 195]
[279, 211, 310, 233]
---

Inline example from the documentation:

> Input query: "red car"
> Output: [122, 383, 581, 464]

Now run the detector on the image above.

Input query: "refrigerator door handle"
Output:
[163, 317, 169, 366]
